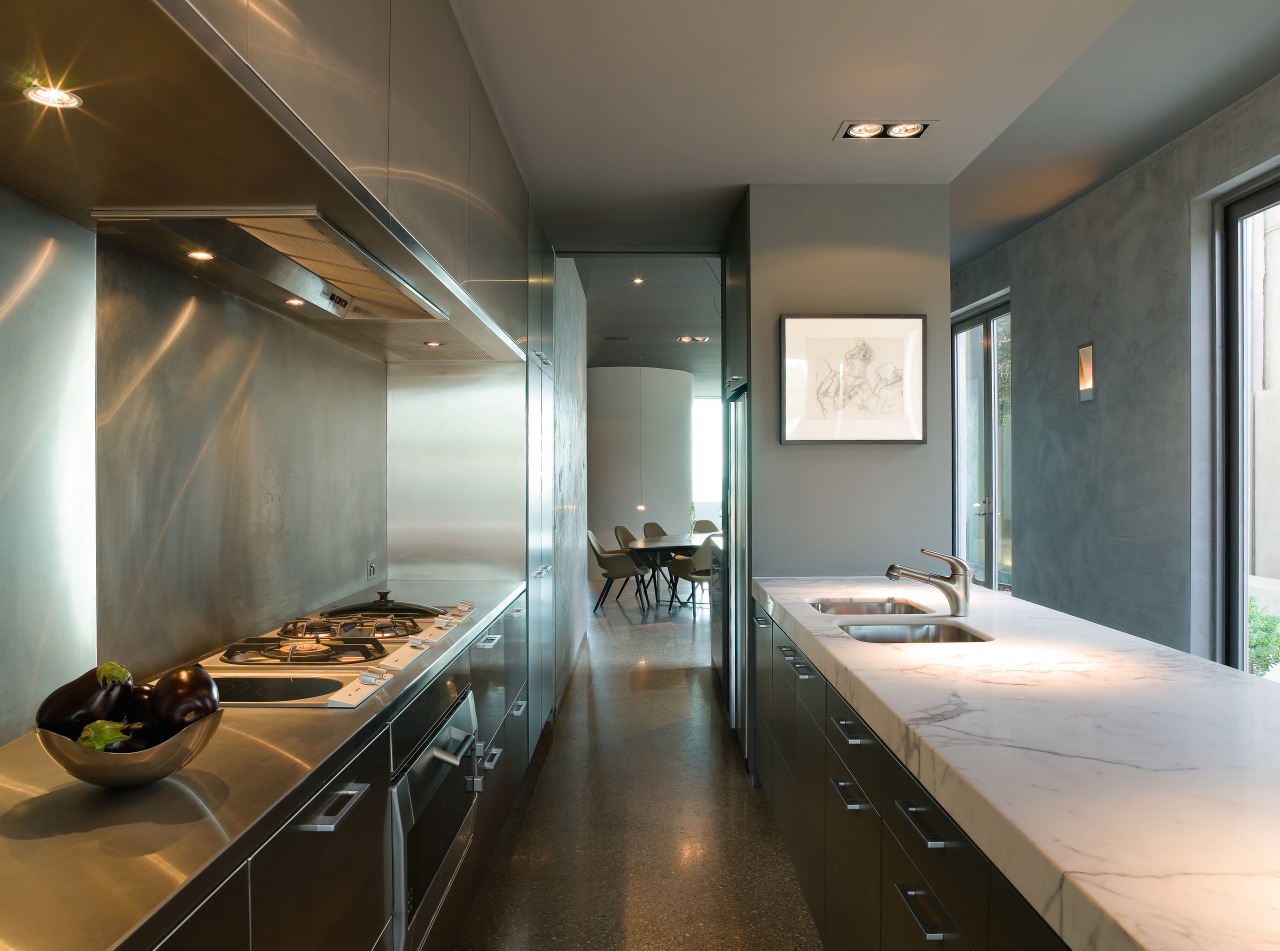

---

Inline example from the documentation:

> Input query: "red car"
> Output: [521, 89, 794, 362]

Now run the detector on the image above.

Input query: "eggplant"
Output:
[152, 664, 219, 729]
[77, 720, 131, 751]
[107, 684, 177, 751]
[36, 662, 133, 739]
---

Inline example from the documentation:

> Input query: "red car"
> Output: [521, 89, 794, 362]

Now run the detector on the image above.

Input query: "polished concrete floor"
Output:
[455, 580, 823, 951]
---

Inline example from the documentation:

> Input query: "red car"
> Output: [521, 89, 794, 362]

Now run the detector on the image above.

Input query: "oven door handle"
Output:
[396, 732, 477, 828]
[294, 782, 369, 832]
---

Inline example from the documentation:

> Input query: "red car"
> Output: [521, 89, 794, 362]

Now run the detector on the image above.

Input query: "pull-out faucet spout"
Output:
[885, 549, 971, 616]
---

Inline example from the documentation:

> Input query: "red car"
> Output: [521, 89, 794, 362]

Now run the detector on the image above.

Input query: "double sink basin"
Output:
[806, 597, 989, 643]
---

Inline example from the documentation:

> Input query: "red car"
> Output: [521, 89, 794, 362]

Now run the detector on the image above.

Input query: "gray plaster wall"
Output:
[749, 185, 952, 576]
[952, 71, 1280, 655]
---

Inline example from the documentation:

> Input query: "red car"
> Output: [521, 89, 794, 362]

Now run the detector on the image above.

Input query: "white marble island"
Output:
[753, 577, 1280, 951]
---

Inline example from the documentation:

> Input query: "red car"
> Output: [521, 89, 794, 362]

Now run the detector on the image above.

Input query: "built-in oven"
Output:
[390, 684, 479, 951]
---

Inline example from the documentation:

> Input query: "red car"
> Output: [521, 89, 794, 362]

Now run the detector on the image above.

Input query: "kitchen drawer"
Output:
[826, 685, 884, 811]
[881, 827, 975, 951]
[751, 609, 773, 735]
[794, 699, 827, 830]
[775, 749, 824, 934]
[153, 864, 250, 951]
[756, 716, 776, 805]
[471, 716, 509, 865]
[824, 742, 879, 951]
[882, 754, 989, 949]
[771, 632, 799, 774]
[250, 729, 391, 951]
[391, 651, 470, 773]
[989, 865, 1071, 951]
[794, 652, 824, 725]
[471, 615, 507, 747]
[502, 597, 528, 712]
[506, 682, 530, 778]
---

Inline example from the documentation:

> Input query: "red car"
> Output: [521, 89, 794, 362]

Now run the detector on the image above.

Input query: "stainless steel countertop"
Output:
[0, 579, 524, 951]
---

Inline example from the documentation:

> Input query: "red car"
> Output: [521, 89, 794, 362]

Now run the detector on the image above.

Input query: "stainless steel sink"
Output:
[807, 598, 926, 615]
[839, 623, 990, 644]
[211, 675, 349, 704]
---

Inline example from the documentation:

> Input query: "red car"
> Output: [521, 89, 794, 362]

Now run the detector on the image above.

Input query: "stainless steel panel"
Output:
[388, 0, 471, 284]
[465, 67, 511, 336]
[186, 0, 248, 55]
[0, 187, 97, 746]
[245, 0, 390, 203]
[552, 257, 587, 706]
[387, 363, 526, 580]
[96, 242, 388, 677]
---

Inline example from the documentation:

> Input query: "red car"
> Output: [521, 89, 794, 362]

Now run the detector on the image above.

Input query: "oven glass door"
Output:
[392, 692, 478, 951]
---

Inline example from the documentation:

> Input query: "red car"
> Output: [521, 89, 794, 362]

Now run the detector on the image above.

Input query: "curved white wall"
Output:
[587, 367, 693, 547]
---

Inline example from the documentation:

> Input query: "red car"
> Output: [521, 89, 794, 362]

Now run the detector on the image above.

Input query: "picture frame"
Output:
[779, 314, 926, 444]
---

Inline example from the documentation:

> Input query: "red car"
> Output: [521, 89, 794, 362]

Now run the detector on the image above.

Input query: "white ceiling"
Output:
[452, 0, 1280, 389]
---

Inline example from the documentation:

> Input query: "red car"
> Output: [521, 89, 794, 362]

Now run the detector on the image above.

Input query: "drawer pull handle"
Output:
[295, 782, 368, 832]
[790, 661, 817, 680]
[894, 882, 953, 941]
[829, 778, 872, 811]
[776, 645, 796, 657]
[830, 716, 874, 746]
[753, 617, 771, 628]
[512, 700, 527, 717]
[510, 609, 526, 618]
[475, 633, 502, 650]
[483, 747, 504, 770]
[895, 799, 960, 849]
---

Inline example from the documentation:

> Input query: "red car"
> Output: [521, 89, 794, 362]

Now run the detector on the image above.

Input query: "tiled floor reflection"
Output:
[455, 582, 823, 951]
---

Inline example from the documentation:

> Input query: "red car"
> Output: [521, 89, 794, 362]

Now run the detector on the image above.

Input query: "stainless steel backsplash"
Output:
[0, 186, 98, 746]
[96, 242, 388, 678]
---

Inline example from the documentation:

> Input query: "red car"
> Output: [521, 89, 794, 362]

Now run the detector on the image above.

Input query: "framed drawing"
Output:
[780, 314, 926, 444]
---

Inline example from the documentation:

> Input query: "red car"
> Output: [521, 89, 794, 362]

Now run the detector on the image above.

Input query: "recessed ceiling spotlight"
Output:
[424, 340, 442, 347]
[23, 85, 83, 109]
[284, 298, 305, 306]
[632, 277, 645, 285]
[693, 336, 710, 343]
[186, 250, 215, 261]
[839, 120, 931, 140]
[515, 336, 528, 344]
[677, 335, 694, 343]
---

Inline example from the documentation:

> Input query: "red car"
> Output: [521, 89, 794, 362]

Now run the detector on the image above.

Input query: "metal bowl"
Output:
[34, 709, 222, 788]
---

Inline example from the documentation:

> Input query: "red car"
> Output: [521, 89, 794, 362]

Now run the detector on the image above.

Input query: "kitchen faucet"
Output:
[885, 549, 972, 616]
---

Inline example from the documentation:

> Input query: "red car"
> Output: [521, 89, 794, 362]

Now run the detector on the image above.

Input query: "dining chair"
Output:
[642, 521, 667, 538]
[693, 519, 719, 533]
[640, 521, 675, 588]
[615, 525, 661, 600]
[588, 530, 650, 612]
[668, 536, 714, 611]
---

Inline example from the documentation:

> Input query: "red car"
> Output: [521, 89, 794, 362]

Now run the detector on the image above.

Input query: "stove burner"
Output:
[220, 637, 388, 666]
[279, 617, 343, 639]
[341, 615, 423, 639]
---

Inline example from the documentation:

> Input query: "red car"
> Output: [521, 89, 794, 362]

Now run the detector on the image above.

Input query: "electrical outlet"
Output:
[367, 561, 376, 579]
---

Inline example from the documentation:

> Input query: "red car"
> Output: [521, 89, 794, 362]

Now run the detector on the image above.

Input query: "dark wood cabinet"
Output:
[748, 599, 1070, 951]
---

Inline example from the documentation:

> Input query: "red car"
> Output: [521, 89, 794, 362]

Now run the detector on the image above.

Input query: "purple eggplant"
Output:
[105, 684, 177, 752]
[36, 662, 133, 740]
[152, 664, 219, 729]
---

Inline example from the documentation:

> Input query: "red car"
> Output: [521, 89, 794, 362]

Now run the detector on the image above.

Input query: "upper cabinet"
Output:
[185, 0, 530, 340]
[388, 0, 471, 285]
[243, 0, 391, 204]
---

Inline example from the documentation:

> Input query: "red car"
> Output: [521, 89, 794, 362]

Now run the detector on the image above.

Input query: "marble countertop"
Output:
[752, 577, 1280, 951]
[0, 578, 523, 951]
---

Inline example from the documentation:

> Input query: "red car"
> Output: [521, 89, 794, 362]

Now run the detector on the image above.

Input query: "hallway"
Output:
[456, 584, 823, 950]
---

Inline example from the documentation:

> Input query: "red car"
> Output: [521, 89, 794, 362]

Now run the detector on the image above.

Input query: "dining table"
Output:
[628, 532, 716, 603]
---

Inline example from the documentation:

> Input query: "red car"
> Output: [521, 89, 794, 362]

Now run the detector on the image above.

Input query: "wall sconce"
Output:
[1078, 344, 1095, 402]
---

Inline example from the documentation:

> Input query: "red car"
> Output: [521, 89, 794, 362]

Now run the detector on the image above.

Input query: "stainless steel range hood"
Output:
[0, 0, 523, 364]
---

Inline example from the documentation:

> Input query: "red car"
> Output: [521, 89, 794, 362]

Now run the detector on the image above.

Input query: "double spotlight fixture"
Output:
[838, 120, 932, 140]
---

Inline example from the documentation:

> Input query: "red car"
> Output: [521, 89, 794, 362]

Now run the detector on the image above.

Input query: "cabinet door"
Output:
[881, 829, 974, 951]
[153, 864, 250, 951]
[826, 685, 884, 812]
[771, 627, 799, 775]
[250, 730, 391, 951]
[471, 614, 507, 748]
[989, 867, 1070, 951]
[506, 683, 531, 778]
[471, 717, 509, 865]
[750, 610, 773, 787]
[824, 743, 880, 951]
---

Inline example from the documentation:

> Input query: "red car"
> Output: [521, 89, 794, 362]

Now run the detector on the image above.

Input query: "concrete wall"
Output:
[951, 71, 1280, 655]
[748, 185, 953, 576]
[587, 367, 694, 546]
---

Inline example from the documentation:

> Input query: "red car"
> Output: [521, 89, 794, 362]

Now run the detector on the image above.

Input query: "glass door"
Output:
[953, 308, 1012, 589]
[1225, 180, 1280, 675]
